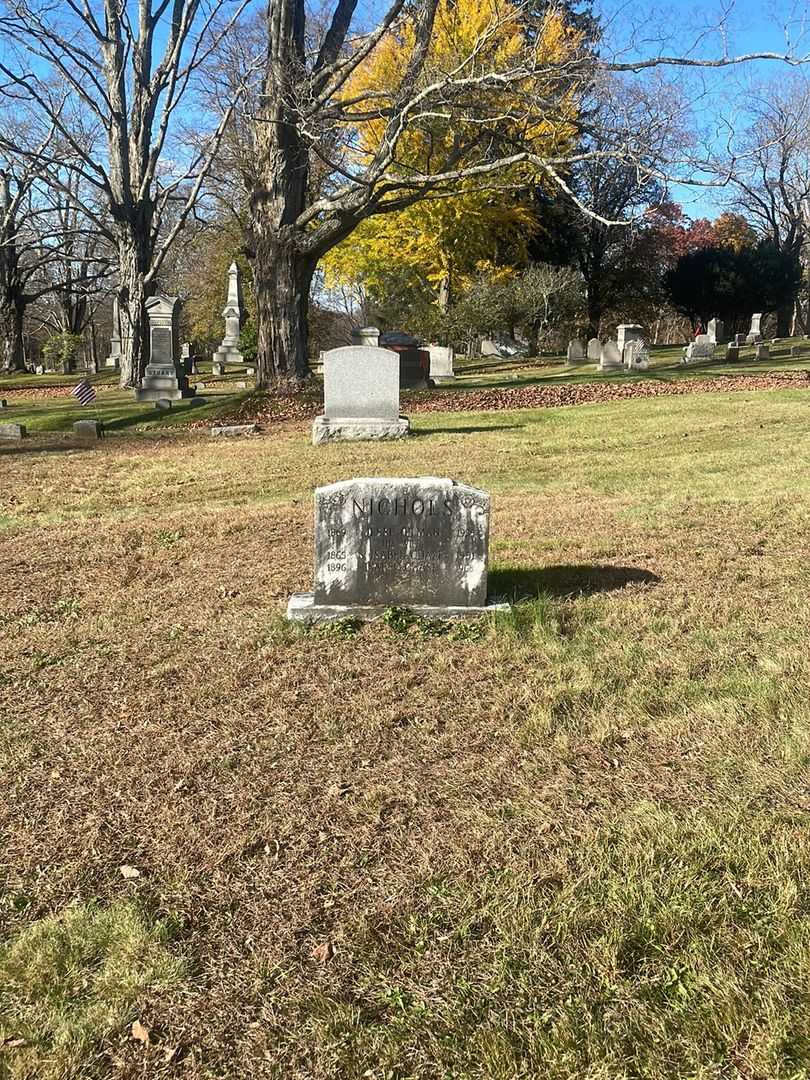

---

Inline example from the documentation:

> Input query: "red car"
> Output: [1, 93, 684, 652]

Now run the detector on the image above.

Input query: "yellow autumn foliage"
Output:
[322, 0, 582, 299]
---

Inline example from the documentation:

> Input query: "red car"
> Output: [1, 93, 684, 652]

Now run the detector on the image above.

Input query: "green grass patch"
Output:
[0, 902, 185, 1079]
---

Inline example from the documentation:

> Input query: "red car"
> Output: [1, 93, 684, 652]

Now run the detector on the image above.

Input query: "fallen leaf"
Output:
[2, 1037, 27, 1048]
[311, 941, 334, 963]
[131, 1019, 150, 1044]
[119, 865, 141, 880]
[163, 1044, 181, 1063]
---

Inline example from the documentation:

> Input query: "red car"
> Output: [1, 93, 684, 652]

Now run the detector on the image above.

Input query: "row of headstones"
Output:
[567, 325, 651, 371]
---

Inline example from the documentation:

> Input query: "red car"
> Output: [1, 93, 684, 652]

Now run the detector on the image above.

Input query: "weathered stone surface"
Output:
[73, 419, 103, 441]
[587, 337, 601, 361]
[682, 335, 714, 364]
[155, 398, 172, 410]
[189, 396, 207, 406]
[707, 317, 724, 344]
[617, 324, 643, 352]
[0, 422, 26, 439]
[136, 295, 193, 402]
[428, 344, 455, 381]
[246, 367, 256, 375]
[623, 339, 650, 370]
[351, 326, 381, 348]
[287, 476, 508, 622]
[791, 345, 804, 357]
[726, 345, 740, 362]
[566, 339, 585, 365]
[746, 313, 763, 344]
[210, 423, 259, 437]
[312, 417, 410, 445]
[212, 262, 244, 365]
[599, 340, 622, 369]
[755, 344, 770, 360]
[212, 361, 225, 376]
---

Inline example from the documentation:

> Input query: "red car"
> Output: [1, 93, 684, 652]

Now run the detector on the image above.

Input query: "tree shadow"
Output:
[490, 564, 661, 600]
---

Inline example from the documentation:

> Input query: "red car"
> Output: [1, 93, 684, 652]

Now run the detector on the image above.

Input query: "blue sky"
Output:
[597, 0, 809, 218]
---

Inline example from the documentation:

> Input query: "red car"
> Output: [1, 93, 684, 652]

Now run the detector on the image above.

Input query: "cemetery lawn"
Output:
[3, 387, 810, 1078]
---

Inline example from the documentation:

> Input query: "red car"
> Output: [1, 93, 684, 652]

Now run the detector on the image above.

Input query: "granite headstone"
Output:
[287, 477, 509, 622]
[312, 346, 410, 444]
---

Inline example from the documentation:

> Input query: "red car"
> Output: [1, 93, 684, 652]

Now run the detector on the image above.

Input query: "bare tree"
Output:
[722, 76, 810, 334]
[0, 0, 252, 387]
[240, 0, 810, 387]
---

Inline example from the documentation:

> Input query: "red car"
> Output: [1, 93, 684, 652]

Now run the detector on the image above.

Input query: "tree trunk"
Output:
[585, 279, 602, 340]
[776, 300, 793, 339]
[117, 234, 153, 389]
[0, 297, 26, 372]
[252, 236, 315, 386]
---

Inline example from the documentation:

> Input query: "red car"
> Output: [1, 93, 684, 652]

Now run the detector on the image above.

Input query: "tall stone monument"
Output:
[212, 262, 244, 366]
[707, 317, 724, 344]
[287, 477, 510, 623]
[105, 297, 122, 368]
[745, 313, 763, 345]
[135, 295, 192, 401]
[312, 345, 410, 444]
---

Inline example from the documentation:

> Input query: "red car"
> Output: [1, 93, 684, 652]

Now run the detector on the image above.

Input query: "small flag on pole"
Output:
[71, 379, 96, 406]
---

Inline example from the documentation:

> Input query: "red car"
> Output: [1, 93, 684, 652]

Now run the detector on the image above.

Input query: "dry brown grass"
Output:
[2, 391, 810, 1078]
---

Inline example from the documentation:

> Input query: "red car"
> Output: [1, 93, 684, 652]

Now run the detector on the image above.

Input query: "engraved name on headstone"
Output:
[287, 477, 509, 622]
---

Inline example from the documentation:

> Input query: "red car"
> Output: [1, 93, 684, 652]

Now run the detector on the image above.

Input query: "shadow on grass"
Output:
[411, 422, 526, 435]
[491, 564, 661, 601]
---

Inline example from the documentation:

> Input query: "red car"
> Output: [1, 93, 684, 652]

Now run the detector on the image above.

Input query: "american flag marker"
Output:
[71, 379, 96, 406]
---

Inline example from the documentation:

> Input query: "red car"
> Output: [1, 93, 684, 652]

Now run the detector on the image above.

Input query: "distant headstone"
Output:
[352, 326, 381, 348]
[189, 397, 207, 407]
[599, 340, 622, 370]
[790, 345, 804, 357]
[682, 335, 714, 365]
[312, 346, 409, 444]
[0, 422, 26, 440]
[181, 342, 193, 375]
[212, 262, 244, 366]
[566, 339, 585, 365]
[617, 324, 644, 352]
[34, 365, 44, 375]
[210, 423, 259, 437]
[0, 399, 6, 408]
[745, 313, 763, 344]
[105, 297, 122, 368]
[623, 339, 650, 370]
[726, 344, 740, 363]
[155, 398, 172, 410]
[755, 344, 770, 361]
[428, 344, 455, 382]
[707, 318, 725, 344]
[287, 477, 509, 623]
[734, 333, 745, 347]
[246, 367, 256, 376]
[587, 337, 601, 361]
[73, 419, 103, 441]
[135, 296, 192, 402]
[212, 361, 225, 376]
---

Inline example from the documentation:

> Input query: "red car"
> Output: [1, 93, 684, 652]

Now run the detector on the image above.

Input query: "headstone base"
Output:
[135, 363, 192, 401]
[287, 592, 510, 625]
[73, 420, 104, 441]
[213, 347, 243, 365]
[312, 415, 410, 445]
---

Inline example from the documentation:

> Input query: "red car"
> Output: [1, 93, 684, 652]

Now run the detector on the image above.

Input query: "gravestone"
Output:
[106, 297, 122, 368]
[617, 324, 644, 352]
[312, 345, 410, 444]
[587, 337, 601, 361]
[210, 423, 259, 437]
[623, 339, 650, 370]
[428, 344, 455, 382]
[755, 344, 770, 361]
[734, 333, 745, 346]
[745, 313, 763, 344]
[599, 340, 622, 370]
[566, 339, 585, 365]
[73, 419, 103, 442]
[212, 361, 225, 376]
[0, 422, 26, 439]
[212, 262, 244, 366]
[707, 318, 725, 344]
[726, 344, 740, 363]
[135, 296, 192, 402]
[682, 335, 714, 364]
[791, 345, 804, 357]
[352, 326, 381, 348]
[0, 400, 6, 408]
[287, 477, 509, 623]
